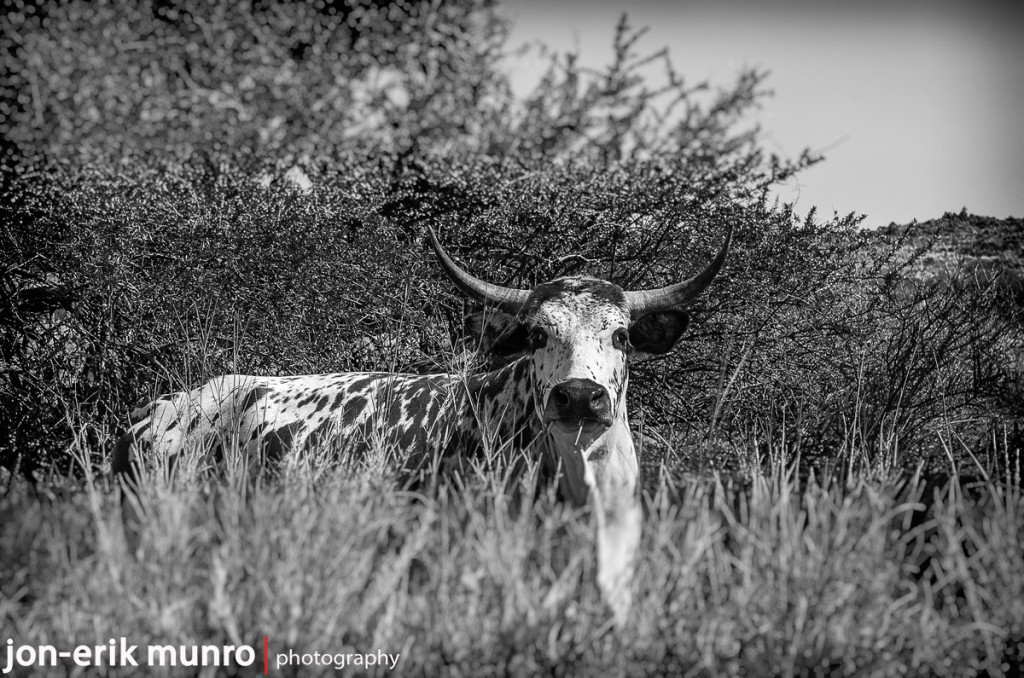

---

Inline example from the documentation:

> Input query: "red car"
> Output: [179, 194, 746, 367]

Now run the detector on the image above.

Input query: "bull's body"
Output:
[114, 227, 730, 623]
[112, 359, 537, 478]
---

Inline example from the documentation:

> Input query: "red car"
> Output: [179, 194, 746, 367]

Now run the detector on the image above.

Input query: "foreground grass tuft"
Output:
[2, 456, 1023, 676]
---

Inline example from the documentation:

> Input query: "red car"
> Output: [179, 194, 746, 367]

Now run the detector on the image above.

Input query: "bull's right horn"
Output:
[428, 227, 531, 314]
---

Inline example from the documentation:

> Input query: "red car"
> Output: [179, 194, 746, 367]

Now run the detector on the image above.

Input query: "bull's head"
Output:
[428, 226, 730, 622]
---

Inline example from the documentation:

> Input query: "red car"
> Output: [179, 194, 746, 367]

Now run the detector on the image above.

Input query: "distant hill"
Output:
[873, 211, 1023, 276]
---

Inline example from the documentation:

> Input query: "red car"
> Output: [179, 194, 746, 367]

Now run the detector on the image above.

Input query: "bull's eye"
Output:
[529, 326, 548, 350]
[612, 327, 630, 351]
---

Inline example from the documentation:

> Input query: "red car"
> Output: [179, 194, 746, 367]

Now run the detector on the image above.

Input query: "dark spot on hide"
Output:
[264, 422, 305, 462]
[342, 396, 368, 426]
[240, 386, 271, 412]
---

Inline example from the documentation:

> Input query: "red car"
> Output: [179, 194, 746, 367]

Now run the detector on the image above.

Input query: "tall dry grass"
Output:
[2, 434, 1022, 677]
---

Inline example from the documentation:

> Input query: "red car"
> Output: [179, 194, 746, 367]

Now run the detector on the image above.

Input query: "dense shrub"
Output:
[1, 0, 1020, 481]
[0, 0, 512, 158]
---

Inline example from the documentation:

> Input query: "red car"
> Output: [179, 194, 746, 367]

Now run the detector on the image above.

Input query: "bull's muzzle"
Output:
[545, 378, 614, 430]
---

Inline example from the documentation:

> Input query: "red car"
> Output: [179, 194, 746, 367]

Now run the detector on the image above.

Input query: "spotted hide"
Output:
[112, 226, 731, 624]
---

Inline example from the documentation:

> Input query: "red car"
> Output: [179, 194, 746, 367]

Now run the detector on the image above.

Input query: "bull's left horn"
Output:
[623, 227, 732, 318]
[428, 227, 531, 313]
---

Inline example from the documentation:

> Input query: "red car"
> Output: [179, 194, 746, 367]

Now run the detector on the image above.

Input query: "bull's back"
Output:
[112, 371, 469, 482]
[113, 374, 261, 480]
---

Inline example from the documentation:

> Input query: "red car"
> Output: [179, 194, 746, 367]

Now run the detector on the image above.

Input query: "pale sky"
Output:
[502, 0, 1024, 227]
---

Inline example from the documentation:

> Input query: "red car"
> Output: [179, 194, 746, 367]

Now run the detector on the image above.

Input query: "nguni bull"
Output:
[113, 226, 730, 622]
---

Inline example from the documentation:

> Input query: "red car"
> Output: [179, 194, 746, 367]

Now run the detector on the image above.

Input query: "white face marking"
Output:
[526, 287, 631, 421]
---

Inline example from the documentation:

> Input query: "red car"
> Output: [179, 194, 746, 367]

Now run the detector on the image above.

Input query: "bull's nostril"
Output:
[554, 390, 570, 408]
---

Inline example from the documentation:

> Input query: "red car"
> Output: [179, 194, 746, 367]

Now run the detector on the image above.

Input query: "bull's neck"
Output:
[461, 357, 542, 445]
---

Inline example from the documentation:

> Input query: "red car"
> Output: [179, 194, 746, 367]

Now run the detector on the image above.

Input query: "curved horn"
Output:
[623, 226, 732, 318]
[428, 227, 530, 313]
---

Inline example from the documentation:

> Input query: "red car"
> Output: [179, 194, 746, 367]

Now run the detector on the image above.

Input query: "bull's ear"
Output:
[465, 310, 531, 357]
[628, 310, 690, 355]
